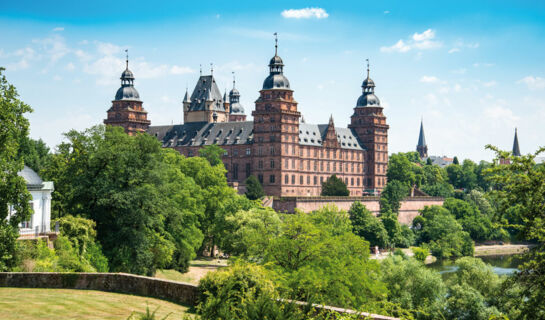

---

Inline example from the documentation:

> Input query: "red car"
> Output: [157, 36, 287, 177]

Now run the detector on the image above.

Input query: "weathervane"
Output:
[210, 63, 214, 75]
[232, 71, 236, 88]
[199, 64, 202, 76]
[366, 58, 370, 78]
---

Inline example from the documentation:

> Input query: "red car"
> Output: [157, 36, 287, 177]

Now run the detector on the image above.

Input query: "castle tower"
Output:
[252, 33, 300, 196]
[104, 51, 151, 135]
[229, 73, 247, 122]
[348, 60, 389, 191]
[183, 65, 229, 123]
[416, 119, 428, 158]
[512, 128, 521, 156]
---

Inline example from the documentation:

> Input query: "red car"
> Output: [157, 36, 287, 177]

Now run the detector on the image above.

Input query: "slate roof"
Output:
[417, 120, 427, 147]
[149, 122, 365, 150]
[298, 123, 365, 150]
[425, 156, 454, 168]
[148, 121, 254, 147]
[188, 75, 226, 112]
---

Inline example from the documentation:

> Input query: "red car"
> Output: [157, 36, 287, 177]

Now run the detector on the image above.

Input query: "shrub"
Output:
[411, 247, 429, 262]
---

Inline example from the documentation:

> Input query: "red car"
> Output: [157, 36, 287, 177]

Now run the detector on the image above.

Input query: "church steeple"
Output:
[417, 118, 428, 158]
[512, 128, 521, 156]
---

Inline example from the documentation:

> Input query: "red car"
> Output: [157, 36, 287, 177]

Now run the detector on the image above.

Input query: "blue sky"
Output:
[1, 0, 544, 161]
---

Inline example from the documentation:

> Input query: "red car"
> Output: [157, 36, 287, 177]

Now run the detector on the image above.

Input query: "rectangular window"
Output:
[269, 175, 275, 183]
[258, 160, 263, 169]
[258, 174, 263, 184]
[233, 150, 238, 156]
[245, 163, 251, 177]
[291, 175, 295, 184]
[314, 176, 318, 185]
[270, 160, 275, 169]
[285, 175, 289, 184]
[246, 148, 251, 156]
[233, 164, 239, 180]
[300, 176, 303, 184]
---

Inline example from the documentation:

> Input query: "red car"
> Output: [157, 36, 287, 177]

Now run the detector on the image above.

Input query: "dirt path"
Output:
[474, 244, 534, 256]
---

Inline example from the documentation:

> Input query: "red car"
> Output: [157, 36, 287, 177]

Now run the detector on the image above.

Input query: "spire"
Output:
[274, 32, 278, 56]
[210, 63, 214, 76]
[125, 49, 129, 69]
[513, 128, 521, 156]
[183, 86, 190, 103]
[366, 58, 370, 79]
[329, 114, 334, 126]
[199, 64, 202, 76]
[223, 89, 227, 102]
[232, 71, 236, 89]
[417, 118, 428, 158]
[301, 116, 306, 123]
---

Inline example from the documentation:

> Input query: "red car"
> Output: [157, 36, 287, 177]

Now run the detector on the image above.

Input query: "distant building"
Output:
[500, 128, 521, 165]
[8, 166, 55, 240]
[416, 119, 428, 158]
[104, 54, 151, 135]
[426, 156, 454, 167]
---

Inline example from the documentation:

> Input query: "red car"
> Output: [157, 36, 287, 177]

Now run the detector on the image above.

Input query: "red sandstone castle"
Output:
[104, 41, 389, 197]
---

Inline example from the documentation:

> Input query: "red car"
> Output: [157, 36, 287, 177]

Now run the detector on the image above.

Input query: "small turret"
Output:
[513, 128, 521, 156]
[417, 118, 428, 158]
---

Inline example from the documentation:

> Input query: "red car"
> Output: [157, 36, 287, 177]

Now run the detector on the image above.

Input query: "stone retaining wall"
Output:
[273, 196, 444, 225]
[0, 272, 198, 306]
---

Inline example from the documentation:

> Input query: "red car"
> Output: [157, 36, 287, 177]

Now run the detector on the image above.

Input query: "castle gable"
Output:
[188, 75, 225, 112]
[298, 123, 364, 150]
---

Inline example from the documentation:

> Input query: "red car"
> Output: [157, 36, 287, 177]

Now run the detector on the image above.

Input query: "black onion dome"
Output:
[356, 93, 380, 107]
[229, 87, 240, 96]
[263, 74, 290, 90]
[230, 103, 245, 115]
[115, 85, 141, 101]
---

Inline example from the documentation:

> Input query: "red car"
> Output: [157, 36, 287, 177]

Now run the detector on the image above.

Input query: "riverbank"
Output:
[474, 243, 535, 257]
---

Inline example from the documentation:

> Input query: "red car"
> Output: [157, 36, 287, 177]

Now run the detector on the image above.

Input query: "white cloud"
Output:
[454, 84, 462, 92]
[448, 48, 460, 54]
[380, 39, 411, 53]
[53, 75, 62, 81]
[384, 10, 390, 14]
[420, 75, 440, 83]
[518, 76, 545, 90]
[170, 65, 194, 75]
[52, 27, 64, 32]
[281, 8, 329, 19]
[412, 29, 435, 41]
[96, 41, 122, 56]
[381, 29, 441, 53]
[32, 34, 69, 63]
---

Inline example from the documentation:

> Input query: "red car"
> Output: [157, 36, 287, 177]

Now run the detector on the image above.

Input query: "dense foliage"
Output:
[321, 174, 350, 196]
[244, 175, 264, 200]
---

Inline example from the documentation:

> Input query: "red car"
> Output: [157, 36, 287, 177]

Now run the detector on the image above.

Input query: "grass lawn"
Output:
[155, 257, 227, 285]
[0, 287, 194, 320]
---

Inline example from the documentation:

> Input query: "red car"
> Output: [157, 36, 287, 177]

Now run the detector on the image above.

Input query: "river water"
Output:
[427, 254, 525, 277]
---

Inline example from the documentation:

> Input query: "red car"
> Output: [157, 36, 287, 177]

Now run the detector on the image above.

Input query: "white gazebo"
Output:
[8, 166, 55, 240]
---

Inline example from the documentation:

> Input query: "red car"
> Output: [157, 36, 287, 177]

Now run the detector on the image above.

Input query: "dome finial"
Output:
[366, 58, 370, 79]
[210, 63, 213, 76]
[125, 49, 129, 69]
[232, 71, 236, 89]
[199, 64, 202, 76]
[274, 32, 278, 56]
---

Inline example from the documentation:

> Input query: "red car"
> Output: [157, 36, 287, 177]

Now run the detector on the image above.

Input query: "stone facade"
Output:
[146, 43, 389, 197]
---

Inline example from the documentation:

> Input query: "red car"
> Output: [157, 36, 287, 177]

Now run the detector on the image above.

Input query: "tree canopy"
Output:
[321, 174, 349, 196]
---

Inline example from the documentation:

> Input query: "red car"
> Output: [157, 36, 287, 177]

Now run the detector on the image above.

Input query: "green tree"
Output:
[380, 180, 409, 214]
[446, 164, 464, 189]
[17, 137, 50, 173]
[244, 175, 265, 200]
[487, 145, 545, 318]
[413, 206, 474, 258]
[387, 153, 417, 186]
[321, 174, 349, 196]
[0, 68, 33, 270]
[198, 144, 225, 167]
[42, 126, 204, 275]
[264, 209, 387, 309]
[381, 213, 414, 248]
[348, 201, 389, 248]
[220, 207, 282, 258]
[444, 257, 503, 320]
[381, 255, 446, 318]
[453, 156, 459, 165]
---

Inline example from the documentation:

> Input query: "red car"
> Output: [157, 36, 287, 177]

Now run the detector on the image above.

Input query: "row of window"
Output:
[256, 174, 363, 187]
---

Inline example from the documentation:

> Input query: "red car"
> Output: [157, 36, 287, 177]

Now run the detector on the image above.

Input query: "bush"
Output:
[244, 175, 265, 200]
[411, 247, 429, 262]
[321, 174, 349, 196]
